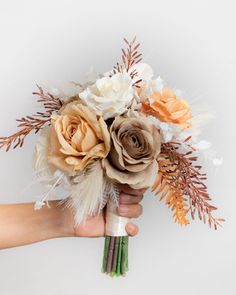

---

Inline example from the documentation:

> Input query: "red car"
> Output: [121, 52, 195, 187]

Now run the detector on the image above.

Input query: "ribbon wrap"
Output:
[105, 200, 129, 236]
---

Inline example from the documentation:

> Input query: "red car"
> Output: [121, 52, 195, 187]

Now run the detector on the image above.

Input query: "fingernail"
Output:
[118, 205, 129, 214]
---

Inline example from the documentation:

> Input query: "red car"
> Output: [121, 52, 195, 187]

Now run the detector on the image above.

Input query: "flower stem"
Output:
[102, 236, 129, 277]
[102, 236, 110, 273]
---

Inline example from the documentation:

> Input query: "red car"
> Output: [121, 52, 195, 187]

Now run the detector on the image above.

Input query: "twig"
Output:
[113, 37, 143, 88]
[156, 138, 225, 229]
[0, 85, 63, 151]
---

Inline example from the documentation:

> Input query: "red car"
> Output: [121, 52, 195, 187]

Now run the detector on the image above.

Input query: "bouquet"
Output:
[0, 37, 224, 277]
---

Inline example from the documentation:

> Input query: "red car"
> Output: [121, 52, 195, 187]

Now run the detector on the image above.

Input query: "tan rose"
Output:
[141, 87, 191, 129]
[102, 114, 161, 189]
[48, 101, 110, 172]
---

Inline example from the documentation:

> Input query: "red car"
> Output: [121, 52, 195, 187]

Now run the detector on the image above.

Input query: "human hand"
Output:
[73, 185, 146, 238]
[0, 186, 146, 249]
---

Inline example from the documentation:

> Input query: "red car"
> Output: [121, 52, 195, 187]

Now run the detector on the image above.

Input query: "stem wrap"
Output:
[105, 200, 129, 236]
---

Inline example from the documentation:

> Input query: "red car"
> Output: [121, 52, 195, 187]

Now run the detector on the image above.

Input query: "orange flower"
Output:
[141, 87, 191, 129]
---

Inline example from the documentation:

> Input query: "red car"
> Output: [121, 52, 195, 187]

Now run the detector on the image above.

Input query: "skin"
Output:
[0, 185, 145, 249]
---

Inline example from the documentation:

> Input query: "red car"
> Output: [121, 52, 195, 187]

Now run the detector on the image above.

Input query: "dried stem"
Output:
[0, 85, 63, 151]
[154, 138, 224, 229]
[113, 37, 143, 88]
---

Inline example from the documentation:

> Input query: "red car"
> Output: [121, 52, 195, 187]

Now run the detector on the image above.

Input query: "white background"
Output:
[0, 0, 235, 294]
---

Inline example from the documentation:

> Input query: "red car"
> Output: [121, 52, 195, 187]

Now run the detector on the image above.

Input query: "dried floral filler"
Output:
[0, 38, 224, 277]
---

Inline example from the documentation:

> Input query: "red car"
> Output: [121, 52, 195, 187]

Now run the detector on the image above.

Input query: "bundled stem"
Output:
[102, 236, 129, 277]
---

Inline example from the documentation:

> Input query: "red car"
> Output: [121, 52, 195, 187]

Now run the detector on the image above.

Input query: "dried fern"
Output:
[113, 37, 142, 88]
[0, 85, 63, 151]
[152, 167, 190, 226]
[153, 139, 224, 229]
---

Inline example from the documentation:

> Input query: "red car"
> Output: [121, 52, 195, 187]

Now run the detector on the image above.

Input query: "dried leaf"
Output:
[152, 142, 224, 229]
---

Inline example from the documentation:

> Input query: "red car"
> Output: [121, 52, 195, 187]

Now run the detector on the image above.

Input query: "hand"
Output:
[73, 185, 146, 238]
[0, 187, 146, 249]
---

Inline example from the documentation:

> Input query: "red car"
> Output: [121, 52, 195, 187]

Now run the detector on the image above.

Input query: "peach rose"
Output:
[141, 87, 191, 129]
[48, 101, 110, 172]
[102, 114, 161, 189]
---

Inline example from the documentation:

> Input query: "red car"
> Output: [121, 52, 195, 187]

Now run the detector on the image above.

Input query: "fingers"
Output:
[125, 222, 139, 236]
[117, 203, 143, 218]
[117, 185, 146, 237]
[119, 184, 147, 196]
[119, 192, 143, 204]
[118, 185, 146, 218]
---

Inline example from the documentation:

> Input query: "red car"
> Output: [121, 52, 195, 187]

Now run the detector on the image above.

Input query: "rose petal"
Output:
[103, 158, 158, 188]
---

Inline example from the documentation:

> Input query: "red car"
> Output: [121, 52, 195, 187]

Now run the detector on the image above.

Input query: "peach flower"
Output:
[141, 87, 191, 129]
[48, 101, 110, 172]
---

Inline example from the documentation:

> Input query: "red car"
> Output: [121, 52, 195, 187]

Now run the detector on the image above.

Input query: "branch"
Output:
[153, 138, 225, 229]
[113, 37, 143, 88]
[0, 86, 63, 151]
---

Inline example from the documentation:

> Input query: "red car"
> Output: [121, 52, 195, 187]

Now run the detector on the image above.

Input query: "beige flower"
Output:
[102, 114, 161, 189]
[48, 101, 110, 172]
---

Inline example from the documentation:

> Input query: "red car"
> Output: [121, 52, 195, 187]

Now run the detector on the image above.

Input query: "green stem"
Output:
[121, 236, 129, 275]
[102, 236, 129, 277]
[116, 237, 123, 276]
[101, 236, 110, 273]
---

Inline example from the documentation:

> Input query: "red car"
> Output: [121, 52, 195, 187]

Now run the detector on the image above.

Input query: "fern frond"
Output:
[153, 140, 224, 229]
[0, 85, 63, 151]
[112, 37, 143, 88]
[153, 173, 189, 226]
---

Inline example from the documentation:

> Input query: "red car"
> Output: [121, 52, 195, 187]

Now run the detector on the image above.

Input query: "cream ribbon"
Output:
[105, 200, 129, 236]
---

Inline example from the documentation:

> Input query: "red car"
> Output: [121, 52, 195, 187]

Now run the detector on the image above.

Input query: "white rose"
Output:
[129, 62, 154, 82]
[79, 73, 134, 120]
[128, 63, 165, 99]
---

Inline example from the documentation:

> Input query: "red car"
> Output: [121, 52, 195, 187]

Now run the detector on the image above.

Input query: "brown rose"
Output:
[102, 114, 161, 189]
[48, 101, 110, 172]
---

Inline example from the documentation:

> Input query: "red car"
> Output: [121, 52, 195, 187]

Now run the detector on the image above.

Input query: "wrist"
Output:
[56, 201, 76, 238]
[44, 200, 75, 238]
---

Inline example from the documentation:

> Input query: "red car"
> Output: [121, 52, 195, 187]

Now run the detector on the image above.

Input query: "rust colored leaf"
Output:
[152, 141, 224, 229]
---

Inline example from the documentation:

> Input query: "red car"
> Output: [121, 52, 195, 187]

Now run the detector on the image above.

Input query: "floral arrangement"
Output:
[0, 37, 224, 277]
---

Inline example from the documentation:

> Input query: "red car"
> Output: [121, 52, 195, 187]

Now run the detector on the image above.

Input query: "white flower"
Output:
[147, 115, 180, 142]
[129, 62, 154, 82]
[138, 79, 162, 99]
[128, 63, 164, 99]
[79, 73, 134, 120]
